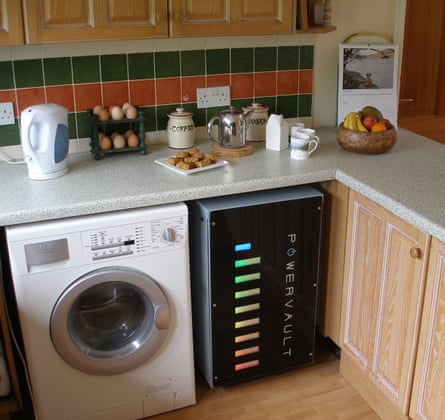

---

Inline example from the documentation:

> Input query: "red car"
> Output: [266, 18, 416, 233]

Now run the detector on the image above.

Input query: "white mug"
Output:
[299, 128, 320, 143]
[290, 133, 319, 160]
[289, 122, 305, 137]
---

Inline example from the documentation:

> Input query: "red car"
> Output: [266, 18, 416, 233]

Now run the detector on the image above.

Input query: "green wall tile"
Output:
[277, 94, 298, 118]
[298, 94, 312, 117]
[140, 106, 157, 132]
[68, 113, 77, 138]
[155, 51, 180, 78]
[278, 46, 299, 70]
[101, 54, 128, 82]
[14, 59, 43, 88]
[231, 48, 253, 73]
[75, 112, 90, 138]
[128, 53, 154, 80]
[206, 49, 230, 75]
[181, 50, 205, 77]
[44, 57, 72, 86]
[72, 56, 100, 83]
[0, 124, 19, 146]
[0, 62, 15, 89]
[157, 103, 180, 130]
[255, 47, 277, 72]
[300, 46, 314, 69]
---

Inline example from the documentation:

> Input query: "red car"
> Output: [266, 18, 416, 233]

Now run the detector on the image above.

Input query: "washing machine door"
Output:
[50, 266, 170, 375]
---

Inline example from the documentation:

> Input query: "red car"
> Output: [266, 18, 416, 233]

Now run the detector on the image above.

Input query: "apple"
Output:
[362, 115, 378, 130]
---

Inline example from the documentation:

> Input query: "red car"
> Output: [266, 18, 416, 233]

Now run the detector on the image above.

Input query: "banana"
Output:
[355, 112, 369, 132]
[343, 111, 368, 132]
[343, 112, 358, 130]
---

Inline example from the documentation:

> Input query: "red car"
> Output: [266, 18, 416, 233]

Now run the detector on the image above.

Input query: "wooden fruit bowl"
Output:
[336, 123, 397, 154]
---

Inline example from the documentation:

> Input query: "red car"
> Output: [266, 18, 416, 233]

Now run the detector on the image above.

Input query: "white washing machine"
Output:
[5, 203, 196, 420]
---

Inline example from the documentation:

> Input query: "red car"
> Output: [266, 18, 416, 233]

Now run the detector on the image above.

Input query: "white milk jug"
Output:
[266, 114, 288, 151]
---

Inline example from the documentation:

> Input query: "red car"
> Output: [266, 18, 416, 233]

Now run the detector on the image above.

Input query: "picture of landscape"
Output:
[342, 47, 395, 90]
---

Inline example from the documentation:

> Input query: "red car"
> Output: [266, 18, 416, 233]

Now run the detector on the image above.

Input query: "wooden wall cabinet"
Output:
[409, 237, 445, 419]
[0, 0, 24, 45]
[22, 0, 168, 44]
[169, 0, 294, 37]
[339, 190, 429, 418]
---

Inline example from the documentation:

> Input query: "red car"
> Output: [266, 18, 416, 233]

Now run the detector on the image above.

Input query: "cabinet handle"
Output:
[410, 247, 422, 259]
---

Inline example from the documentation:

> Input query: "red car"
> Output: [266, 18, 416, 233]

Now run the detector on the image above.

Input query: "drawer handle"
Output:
[410, 247, 422, 259]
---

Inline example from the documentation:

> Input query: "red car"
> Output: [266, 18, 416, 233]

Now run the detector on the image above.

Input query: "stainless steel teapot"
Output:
[207, 106, 253, 148]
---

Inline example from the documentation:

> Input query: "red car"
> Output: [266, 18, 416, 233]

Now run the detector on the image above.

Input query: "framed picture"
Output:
[337, 43, 399, 127]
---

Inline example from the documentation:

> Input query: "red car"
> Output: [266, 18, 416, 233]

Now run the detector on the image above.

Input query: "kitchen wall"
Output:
[0, 0, 399, 148]
[0, 35, 315, 147]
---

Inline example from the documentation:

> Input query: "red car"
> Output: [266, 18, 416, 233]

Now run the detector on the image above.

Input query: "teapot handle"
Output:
[207, 116, 220, 144]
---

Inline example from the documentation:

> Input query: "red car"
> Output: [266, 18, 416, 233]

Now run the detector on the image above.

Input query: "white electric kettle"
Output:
[20, 104, 69, 180]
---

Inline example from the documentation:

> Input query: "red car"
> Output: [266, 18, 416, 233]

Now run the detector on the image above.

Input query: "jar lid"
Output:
[168, 107, 193, 117]
[242, 102, 269, 112]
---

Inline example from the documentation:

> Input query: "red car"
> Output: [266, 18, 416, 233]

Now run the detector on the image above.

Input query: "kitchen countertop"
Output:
[1, 127, 444, 242]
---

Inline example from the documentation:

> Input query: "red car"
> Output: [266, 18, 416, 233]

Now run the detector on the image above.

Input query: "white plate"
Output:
[154, 156, 228, 175]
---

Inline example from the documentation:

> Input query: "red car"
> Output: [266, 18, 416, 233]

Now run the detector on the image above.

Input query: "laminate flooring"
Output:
[149, 339, 379, 420]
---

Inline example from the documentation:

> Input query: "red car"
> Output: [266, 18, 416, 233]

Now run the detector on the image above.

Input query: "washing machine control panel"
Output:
[82, 215, 186, 261]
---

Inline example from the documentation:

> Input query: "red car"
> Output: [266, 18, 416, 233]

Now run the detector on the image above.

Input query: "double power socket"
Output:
[0, 102, 15, 126]
[196, 86, 230, 109]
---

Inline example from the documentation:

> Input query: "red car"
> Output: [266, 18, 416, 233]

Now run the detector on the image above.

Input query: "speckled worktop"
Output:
[1, 127, 444, 242]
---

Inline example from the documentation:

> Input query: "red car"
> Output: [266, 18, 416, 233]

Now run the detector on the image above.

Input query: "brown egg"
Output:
[112, 135, 126, 149]
[93, 104, 103, 115]
[127, 133, 140, 147]
[125, 105, 138, 119]
[124, 129, 135, 138]
[97, 109, 110, 121]
[98, 135, 112, 150]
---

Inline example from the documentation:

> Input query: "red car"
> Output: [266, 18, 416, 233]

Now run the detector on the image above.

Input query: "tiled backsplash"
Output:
[0, 39, 313, 147]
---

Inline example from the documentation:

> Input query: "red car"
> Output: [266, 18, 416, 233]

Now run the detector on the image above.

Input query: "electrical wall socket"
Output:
[0, 102, 15, 126]
[197, 86, 230, 108]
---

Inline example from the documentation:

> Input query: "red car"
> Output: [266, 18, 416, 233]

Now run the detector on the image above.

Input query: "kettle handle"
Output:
[207, 116, 220, 144]
[22, 112, 40, 163]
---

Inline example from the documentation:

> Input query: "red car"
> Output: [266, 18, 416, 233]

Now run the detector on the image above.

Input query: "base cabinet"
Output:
[339, 191, 429, 418]
[409, 237, 445, 419]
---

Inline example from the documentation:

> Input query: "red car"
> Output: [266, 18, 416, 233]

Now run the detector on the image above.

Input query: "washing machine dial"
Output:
[162, 227, 176, 242]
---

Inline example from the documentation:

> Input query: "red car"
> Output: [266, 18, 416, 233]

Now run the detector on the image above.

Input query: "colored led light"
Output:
[234, 346, 259, 357]
[234, 317, 259, 329]
[234, 303, 260, 314]
[234, 273, 260, 284]
[234, 256, 261, 268]
[234, 360, 259, 371]
[234, 243, 252, 252]
[234, 332, 259, 343]
[234, 288, 260, 299]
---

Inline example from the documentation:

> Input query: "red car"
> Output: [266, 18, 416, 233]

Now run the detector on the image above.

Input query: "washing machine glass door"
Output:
[50, 266, 170, 375]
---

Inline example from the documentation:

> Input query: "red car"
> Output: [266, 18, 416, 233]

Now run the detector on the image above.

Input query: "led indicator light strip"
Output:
[234, 360, 259, 371]
[234, 346, 259, 357]
[234, 273, 260, 284]
[234, 303, 260, 314]
[234, 318, 259, 329]
[234, 256, 261, 268]
[234, 243, 252, 252]
[234, 288, 260, 299]
[234, 332, 260, 343]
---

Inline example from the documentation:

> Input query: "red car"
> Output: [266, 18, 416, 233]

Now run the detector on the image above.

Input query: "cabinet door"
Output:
[23, 0, 168, 44]
[0, 0, 24, 45]
[410, 238, 445, 420]
[340, 191, 429, 418]
[169, 0, 294, 37]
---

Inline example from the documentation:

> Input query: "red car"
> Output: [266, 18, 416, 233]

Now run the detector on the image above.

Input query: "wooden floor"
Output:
[399, 116, 445, 145]
[149, 340, 379, 420]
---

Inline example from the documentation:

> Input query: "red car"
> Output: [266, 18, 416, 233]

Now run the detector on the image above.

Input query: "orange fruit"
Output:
[371, 121, 387, 132]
